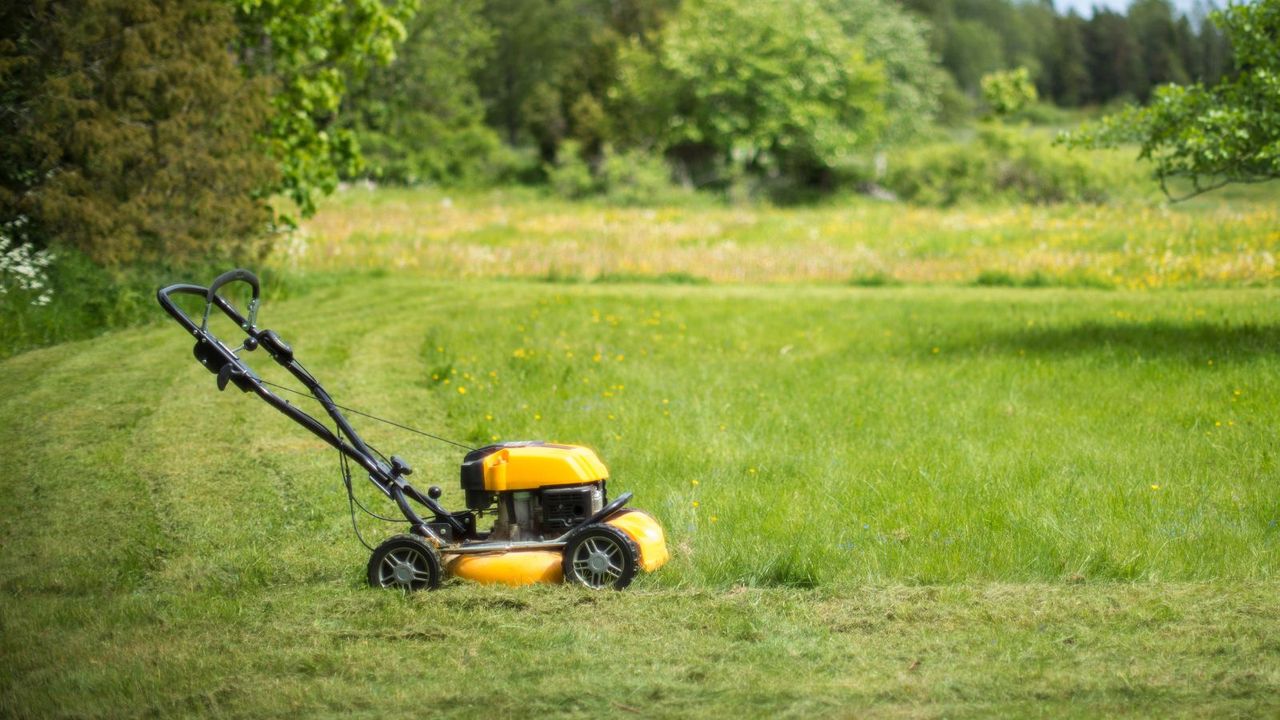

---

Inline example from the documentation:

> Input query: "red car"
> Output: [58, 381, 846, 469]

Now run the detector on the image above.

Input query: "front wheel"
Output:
[562, 525, 639, 590]
[367, 534, 442, 591]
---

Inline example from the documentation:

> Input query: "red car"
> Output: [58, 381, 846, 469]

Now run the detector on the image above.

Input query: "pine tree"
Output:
[0, 0, 277, 266]
[1085, 10, 1147, 103]
[1051, 13, 1091, 107]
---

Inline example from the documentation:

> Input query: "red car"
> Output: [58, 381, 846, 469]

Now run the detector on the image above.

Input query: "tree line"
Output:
[343, 0, 1240, 187]
[906, 0, 1232, 107]
[0, 0, 1268, 270]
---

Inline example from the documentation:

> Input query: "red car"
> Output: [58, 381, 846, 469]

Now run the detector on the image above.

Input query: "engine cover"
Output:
[461, 441, 609, 509]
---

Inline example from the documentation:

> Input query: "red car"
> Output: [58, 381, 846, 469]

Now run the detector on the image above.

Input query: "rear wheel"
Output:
[562, 525, 639, 590]
[367, 534, 442, 591]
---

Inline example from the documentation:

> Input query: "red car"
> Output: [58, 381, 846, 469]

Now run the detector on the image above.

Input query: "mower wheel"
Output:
[562, 524, 639, 590]
[367, 534, 442, 591]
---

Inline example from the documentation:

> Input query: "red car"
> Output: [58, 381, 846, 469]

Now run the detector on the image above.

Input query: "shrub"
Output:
[549, 143, 683, 205]
[547, 142, 598, 199]
[612, 0, 887, 182]
[885, 125, 1123, 205]
[0, 249, 149, 358]
[598, 148, 681, 206]
[981, 67, 1038, 117]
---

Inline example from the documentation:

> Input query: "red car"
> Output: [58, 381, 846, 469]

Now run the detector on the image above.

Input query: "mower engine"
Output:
[462, 442, 608, 541]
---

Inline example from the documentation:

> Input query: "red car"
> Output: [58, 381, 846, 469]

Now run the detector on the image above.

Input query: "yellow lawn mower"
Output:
[157, 269, 668, 590]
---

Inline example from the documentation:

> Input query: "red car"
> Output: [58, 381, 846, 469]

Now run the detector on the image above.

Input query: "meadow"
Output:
[3, 187, 1280, 716]
[293, 185, 1280, 289]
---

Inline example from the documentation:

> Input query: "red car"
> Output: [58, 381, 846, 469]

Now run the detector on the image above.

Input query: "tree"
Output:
[234, 0, 417, 219]
[472, 0, 676, 162]
[1068, 0, 1280, 200]
[472, 0, 596, 151]
[341, 0, 498, 185]
[1049, 12, 1091, 106]
[0, 0, 277, 266]
[818, 0, 946, 144]
[1129, 0, 1189, 96]
[943, 19, 1006, 94]
[613, 0, 887, 182]
[1084, 10, 1146, 103]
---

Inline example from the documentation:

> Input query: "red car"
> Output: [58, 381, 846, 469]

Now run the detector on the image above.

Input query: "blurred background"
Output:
[1, 0, 1275, 354]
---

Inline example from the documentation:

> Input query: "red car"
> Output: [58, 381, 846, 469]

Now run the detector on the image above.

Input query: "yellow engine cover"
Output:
[478, 444, 609, 492]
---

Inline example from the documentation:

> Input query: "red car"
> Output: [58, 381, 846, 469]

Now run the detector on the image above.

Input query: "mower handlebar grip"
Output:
[206, 268, 260, 305]
[157, 281, 251, 336]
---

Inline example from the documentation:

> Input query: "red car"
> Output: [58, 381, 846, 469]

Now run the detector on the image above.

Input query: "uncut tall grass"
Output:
[193, 279, 1280, 588]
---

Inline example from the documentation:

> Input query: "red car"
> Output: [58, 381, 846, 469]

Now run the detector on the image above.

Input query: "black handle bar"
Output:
[206, 268, 259, 305]
[156, 282, 251, 336]
[156, 269, 465, 543]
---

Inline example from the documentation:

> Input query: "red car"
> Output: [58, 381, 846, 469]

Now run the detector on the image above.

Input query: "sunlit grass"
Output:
[4, 275, 1279, 715]
[8, 180, 1280, 713]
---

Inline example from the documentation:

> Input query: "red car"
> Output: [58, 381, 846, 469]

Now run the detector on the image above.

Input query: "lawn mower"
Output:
[157, 269, 668, 590]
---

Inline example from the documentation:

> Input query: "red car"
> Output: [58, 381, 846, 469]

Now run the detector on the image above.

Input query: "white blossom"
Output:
[0, 221, 56, 306]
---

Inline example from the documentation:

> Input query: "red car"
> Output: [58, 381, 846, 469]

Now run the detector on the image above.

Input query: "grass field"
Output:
[292, 186, 1280, 288]
[3, 266, 1279, 716]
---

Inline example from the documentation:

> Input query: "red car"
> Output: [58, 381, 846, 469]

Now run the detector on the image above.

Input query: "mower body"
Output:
[446, 442, 669, 585]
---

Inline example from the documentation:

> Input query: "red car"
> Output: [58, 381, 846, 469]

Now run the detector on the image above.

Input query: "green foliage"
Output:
[471, 0, 675, 158]
[816, 0, 946, 144]
[1068, 0, 1280, 200]
[0, 249, 144, 358]
[886, 125, 1118, 205]
[944, 19, 1007, 93]
[341, 0, 500, 186]
[898, 0, 1231, 109]
[598, 146, 681, 205]
[981, 67, 1038, 117]
[234, 0, 417, 219]
[614, 0, 887, 182]
[547, 142, 598, 200]
[0, 0, 277, 266]
[547, 141, 681, 205]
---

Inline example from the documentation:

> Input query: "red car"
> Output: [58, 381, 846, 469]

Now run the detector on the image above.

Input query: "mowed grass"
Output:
[291, 186, 1280, 288]
[2, 276, 1278, 716]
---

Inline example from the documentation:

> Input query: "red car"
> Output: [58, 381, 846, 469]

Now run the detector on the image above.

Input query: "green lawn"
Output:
[2, 275, 1278, 716]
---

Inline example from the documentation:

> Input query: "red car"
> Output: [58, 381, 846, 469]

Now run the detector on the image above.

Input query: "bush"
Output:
[549, 144, 683, 205]
[0, 249, 150, 358]
[885, 125, 1124, 205]
[598, 148, 681, 206]
[479, 145, 545, 186]
[547, 142, 598, 199]
[981, 67, 1038, 117]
